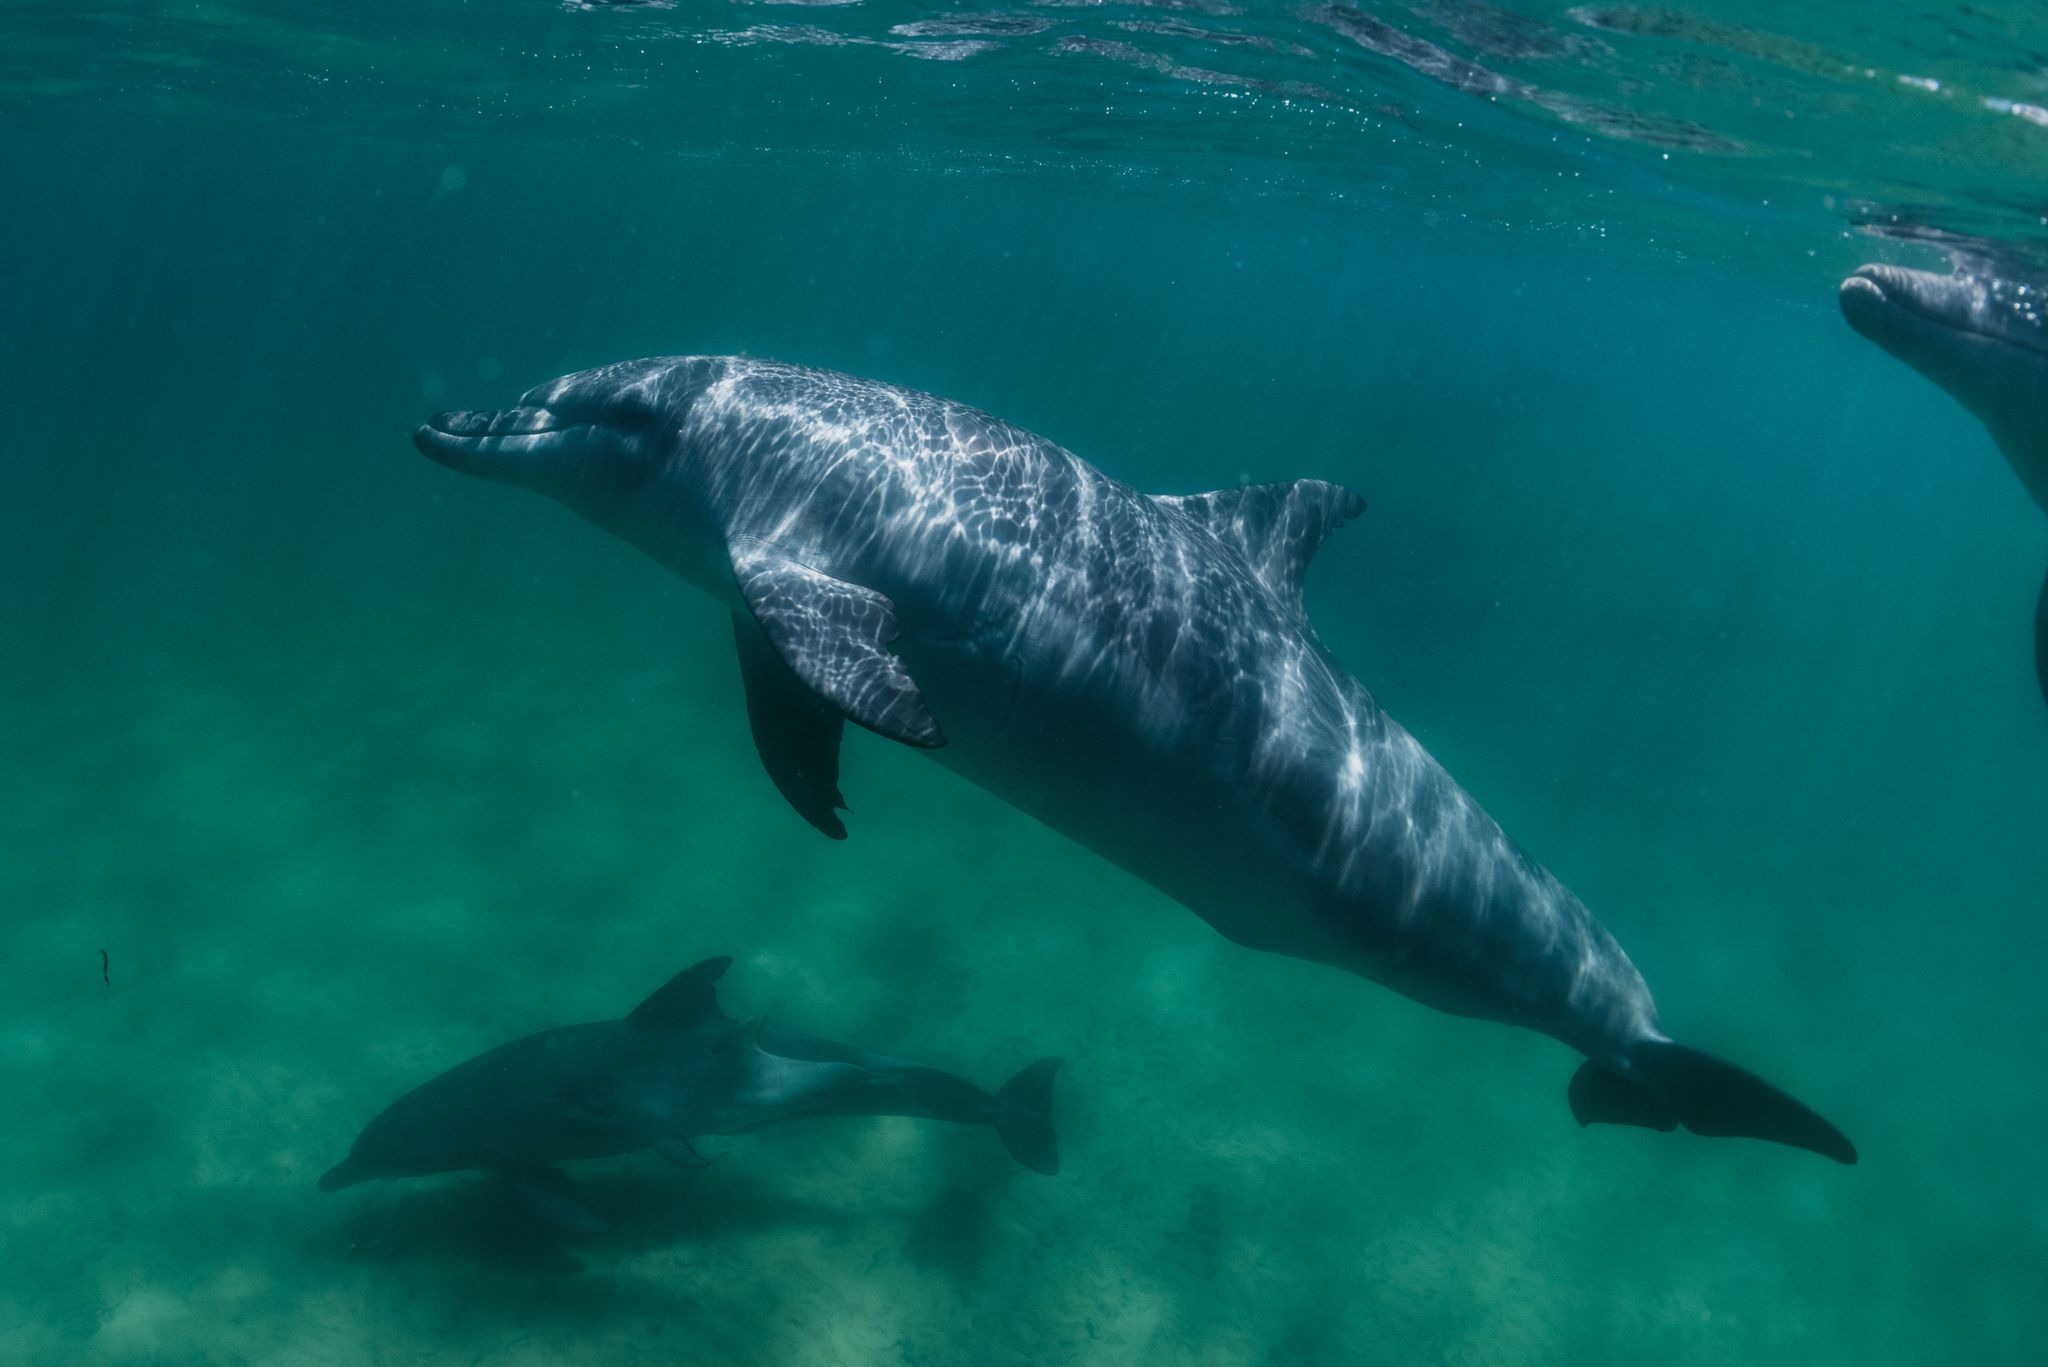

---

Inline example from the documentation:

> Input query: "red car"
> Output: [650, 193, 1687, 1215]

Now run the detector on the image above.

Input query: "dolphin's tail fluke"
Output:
[992, 1057, 1063, 1176]
[1568, 1041, 1856, 1165]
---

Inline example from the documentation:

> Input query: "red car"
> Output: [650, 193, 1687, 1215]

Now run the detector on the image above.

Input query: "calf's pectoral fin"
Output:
[730, 548, 945, 766]
[652, 1133, 711, 1168]
[732, 613, 851, 839]
[502, 1166, 609, 1235]
[1569, 1041, 1856, 1165]
[719, 1014, 769, 1057]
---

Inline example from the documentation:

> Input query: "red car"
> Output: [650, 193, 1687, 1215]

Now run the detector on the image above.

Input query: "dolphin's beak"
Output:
[318, 1157, 369, 1191]
[1837, 267, 1895, 339]
[412, 406, 613, 501]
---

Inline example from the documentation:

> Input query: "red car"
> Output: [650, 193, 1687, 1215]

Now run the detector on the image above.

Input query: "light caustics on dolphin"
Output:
[415, 356, 1856, 1164]
[320, 957, 1062, 1232]
[1840, 259, 2048, 707]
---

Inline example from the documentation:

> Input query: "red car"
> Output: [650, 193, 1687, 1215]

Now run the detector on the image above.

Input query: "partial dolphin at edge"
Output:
[1841, 259, 2048, 707]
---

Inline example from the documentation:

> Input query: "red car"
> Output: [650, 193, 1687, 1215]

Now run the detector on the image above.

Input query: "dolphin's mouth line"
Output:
[420, 410, 594, 440]
[412, 410, 613, 468]
[1847, 268, 2048, 360]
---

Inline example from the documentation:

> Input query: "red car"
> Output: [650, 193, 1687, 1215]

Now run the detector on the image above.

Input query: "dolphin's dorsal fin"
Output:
[628, 956, 734, 1028]
[1153, 480, 1365, 609]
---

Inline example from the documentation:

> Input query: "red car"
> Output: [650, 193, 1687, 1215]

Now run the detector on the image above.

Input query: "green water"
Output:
[4, 4, 2046, 1365]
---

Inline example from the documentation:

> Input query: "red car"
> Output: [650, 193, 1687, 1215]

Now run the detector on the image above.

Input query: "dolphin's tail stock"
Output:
[992, 1057, 1064, 1176]
[1567, 1040, 1856, 1165]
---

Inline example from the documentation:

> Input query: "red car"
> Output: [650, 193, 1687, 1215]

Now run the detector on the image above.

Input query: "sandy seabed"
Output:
[4, 607, 2036, 1367]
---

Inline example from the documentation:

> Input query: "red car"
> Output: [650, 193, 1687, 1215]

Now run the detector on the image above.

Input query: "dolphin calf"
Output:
[320, 957, 1063, 1231]
[415, 356, 1856, 1164]
[1840, 258, 2048, 706]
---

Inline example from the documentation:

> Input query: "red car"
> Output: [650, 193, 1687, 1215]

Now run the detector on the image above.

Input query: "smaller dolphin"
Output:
[1840, 256, 2048, 705]
[319, 958, 1062, 1232]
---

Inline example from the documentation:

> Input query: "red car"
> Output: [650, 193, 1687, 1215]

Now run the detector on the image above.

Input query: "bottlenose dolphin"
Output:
[320, 957, 1063, 1231]
[414, 356, 1856, 1164]
[1840, 259, 2048, 705]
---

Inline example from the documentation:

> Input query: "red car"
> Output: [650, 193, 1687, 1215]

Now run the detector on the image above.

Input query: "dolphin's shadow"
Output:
[321, 1177, 591, 1276]
[316, 1162, 854, 1276]
[899, 1153, 1016, 1279]
[595, 1165, 871, 1255]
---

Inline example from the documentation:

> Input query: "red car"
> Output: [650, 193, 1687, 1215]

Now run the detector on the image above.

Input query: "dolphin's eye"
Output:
[607, 399, 663, 433]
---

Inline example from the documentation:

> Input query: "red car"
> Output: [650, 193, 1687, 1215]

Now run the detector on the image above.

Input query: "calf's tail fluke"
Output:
[993, 1057, 1064, 1176]
[1569, 1040, 1857, 1165]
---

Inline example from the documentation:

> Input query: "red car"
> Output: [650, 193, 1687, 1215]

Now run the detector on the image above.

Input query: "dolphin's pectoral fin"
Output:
[719, 1014, 769, 1057]
[1567, 1060, 1678, 1132]
[1152, 479, 1366, 609]
[2034, 563, 2047, 709]
[502, 1166, 609, 1235]
[731, 549, 945, 750]
[732, 613, 851, 839]
[651, 1133, 712, 1168]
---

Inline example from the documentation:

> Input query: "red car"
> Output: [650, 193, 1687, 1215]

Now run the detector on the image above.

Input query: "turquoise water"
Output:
[4, 4, 2047, 1364]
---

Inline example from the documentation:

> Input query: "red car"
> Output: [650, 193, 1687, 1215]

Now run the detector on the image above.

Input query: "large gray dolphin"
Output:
[320, 957, 1062, 1232]
[414, 356, 1856, 1164]
[1840, 260, 2048, 705]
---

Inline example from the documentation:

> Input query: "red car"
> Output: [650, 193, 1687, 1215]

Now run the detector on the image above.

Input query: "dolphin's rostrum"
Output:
[321, 957, 1063, 1231]
[416, 356, 1856, 1164]
[1840, 258, 2048, 706]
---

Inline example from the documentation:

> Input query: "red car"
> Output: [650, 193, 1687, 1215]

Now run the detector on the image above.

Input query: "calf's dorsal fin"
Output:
[629, 956, 734, 1028]
[1153, 479, 1365, 609]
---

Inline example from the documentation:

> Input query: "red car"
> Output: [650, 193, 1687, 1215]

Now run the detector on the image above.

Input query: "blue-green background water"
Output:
[4, 4, 2046, 1364]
